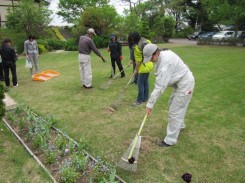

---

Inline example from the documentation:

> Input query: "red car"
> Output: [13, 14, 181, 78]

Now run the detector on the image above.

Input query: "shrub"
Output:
[65, 39, 78, 51]
[0, 28, 26, 54]
[38, 44, 46, 54]
[37, 39, 52, 51]
[64, 35, 109, 51]
[93, 35, 109, 48]
[162, 16, 175, 42]
[174, 27, 194, 38]
[47, 39, 66, 50]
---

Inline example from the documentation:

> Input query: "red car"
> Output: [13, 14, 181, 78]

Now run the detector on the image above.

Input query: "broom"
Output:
[100, 63, 131, 90]
[110, 74, 134, 110]
[117, 113, 148, 172]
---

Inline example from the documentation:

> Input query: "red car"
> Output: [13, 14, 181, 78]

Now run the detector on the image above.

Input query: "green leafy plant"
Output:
[38, 44, 46, 54]
[73, 154, 88, 172]
[18, 116, 26, 130]
[44, 149, 57, 164]
[91, 157, 116, 182]
[60, 160, 80, 183]
[55, 134, 67, 154]
[69, 140, 75, 154]
[99, 170, 118, 183]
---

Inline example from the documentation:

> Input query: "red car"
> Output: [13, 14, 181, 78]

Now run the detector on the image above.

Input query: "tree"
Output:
[73, 6, 118, 36]
[116, 13, 142, 39]
[164, 0, 186, 32]
[5, 0, 51, 37]
[202, 0, 245, 33]
[57, 0, 110, 24]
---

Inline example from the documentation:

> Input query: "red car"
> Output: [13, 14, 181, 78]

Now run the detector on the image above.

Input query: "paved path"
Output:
[169, 38, 197, 45]
[3, 93, 17, 110]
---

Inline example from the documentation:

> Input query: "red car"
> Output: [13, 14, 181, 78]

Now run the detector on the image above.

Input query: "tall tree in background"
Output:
[202, 0, 245, 32]
[164, 0, 186, 32]
[58, 0, 110, 24]
[117, 13, 142, 38]
[5, 0, 51, 37]
[79, 6, 118, 35]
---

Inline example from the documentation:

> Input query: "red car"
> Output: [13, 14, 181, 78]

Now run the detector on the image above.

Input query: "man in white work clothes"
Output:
[143, 44, 195, 147]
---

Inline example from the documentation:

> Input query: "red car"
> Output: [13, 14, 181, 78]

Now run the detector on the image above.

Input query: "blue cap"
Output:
[111, 33, 116, 38]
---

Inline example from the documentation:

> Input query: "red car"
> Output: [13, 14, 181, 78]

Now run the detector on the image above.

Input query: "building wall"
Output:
[0, 0, 19, 27]
[0, 0, 50, 27]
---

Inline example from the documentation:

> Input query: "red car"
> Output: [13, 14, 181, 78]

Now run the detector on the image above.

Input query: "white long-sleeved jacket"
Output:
[147, 50, 191, 109]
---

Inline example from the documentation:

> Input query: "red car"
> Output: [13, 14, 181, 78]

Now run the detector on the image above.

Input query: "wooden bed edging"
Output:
[3, 109, 127, 183]
[3, 118, 57, 183]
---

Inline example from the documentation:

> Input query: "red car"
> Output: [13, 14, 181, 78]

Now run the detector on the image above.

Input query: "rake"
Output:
[100, 63, 131, 90]
[110, 74, 134, 110]
[117, 113, 148, 172]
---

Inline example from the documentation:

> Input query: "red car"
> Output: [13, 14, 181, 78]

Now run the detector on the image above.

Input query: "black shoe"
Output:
[83, 85, 94, 89]
[109, 75, 113, 78]
[121, 75, 125, 78]
[156, 140, 172, 147]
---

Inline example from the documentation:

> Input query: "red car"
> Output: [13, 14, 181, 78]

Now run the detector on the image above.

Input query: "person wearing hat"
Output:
[143, 44, 195, 147]
[127, 32, 153, 106]
[108, 33, 125, 78]
[78, 28, 106, 89]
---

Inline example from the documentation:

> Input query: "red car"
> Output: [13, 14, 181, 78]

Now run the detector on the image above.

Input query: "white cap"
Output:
[143, 44, 158, 63]
[87, 28, 96, 35]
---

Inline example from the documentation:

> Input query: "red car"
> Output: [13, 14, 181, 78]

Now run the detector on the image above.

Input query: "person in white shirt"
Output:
[143, 44, 195, 147]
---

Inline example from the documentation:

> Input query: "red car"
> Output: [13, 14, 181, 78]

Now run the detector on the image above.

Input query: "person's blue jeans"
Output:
[137, 73, 149, 103]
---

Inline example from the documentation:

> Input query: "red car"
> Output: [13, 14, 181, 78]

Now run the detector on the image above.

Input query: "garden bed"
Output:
[4, 105, 125, 183]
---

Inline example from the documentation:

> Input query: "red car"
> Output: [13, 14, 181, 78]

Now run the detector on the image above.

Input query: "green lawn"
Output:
[5, 44, 245, 183]
[0, 122, 52, 182]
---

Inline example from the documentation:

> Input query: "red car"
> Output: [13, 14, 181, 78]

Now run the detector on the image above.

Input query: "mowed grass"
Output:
[0, 122, 52, 182]
[5, 44, 245, 183]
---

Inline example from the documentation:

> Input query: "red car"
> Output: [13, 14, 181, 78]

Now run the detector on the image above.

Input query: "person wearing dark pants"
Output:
[3, 62, 17, 86]
[129, 43, 138, 84]
[108, 33, 125, 78]
[137, 73, 149, 102]
[0, 38, 18, 87]
[127, 32, 153, 106]
[0, 62, 4, 81]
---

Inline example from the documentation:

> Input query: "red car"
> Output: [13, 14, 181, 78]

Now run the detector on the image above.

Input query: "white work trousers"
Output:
[78, 54, 92, 87]
[164, 72, 195, 145]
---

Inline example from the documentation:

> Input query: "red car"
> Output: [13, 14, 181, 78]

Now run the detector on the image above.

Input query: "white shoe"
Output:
[13, 84, 18, 87]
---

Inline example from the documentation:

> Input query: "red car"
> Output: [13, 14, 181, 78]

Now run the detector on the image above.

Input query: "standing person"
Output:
[78, 28, 106, 89]
[0, 38, 18, 87]
[143, 44, 195, 147]
[0, 56, 4, 81]
[127, 32, 153, 106]
[108, 33, 125, 78]
[24, 35, 39, 77]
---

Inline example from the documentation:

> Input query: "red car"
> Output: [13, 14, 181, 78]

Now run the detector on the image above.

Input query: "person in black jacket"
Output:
[108, 33, 125, 78]
[0, 58, 4, 81]
[0, 38, 18, 87]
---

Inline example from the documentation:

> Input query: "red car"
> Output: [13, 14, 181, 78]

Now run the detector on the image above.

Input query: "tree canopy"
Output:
[57, 0, 110, 24]
[5, 0, 51, 37]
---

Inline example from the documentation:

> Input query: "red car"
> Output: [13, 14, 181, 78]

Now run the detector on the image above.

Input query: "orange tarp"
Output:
[32, 70, 60, 82]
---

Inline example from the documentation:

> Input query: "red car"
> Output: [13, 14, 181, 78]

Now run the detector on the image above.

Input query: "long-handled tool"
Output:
[100, 63, 131, 90]
[117, 113, 148, 172]
[110, 74, 134, 110]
